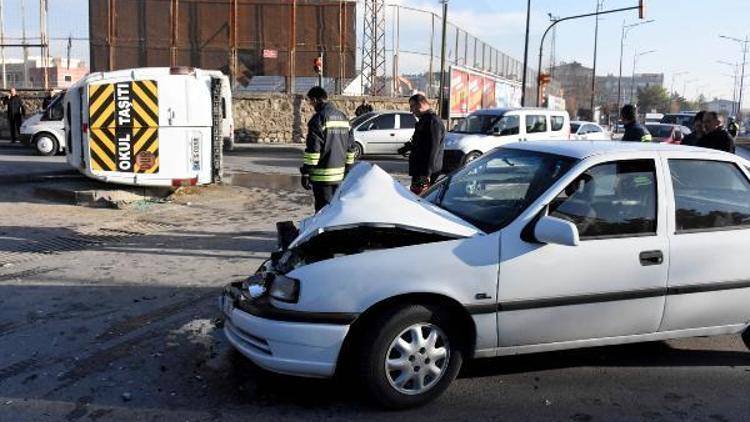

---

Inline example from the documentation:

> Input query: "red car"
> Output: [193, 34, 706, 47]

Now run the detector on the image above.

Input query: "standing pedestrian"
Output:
[354, 99, 373, 117]
[4, 88, 26, 144]
[619, 104, 652, 142]
[681, 110, 706, 146]
[727, 116, 740, 138]
[300, 86, 356, 212]
[401, 93, 445, 195]
[699, 111, 735, 153]
[42, 89, 55, 110]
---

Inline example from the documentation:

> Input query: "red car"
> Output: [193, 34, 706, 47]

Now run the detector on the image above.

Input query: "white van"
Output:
[19, 92, 66, 156]
[443, 108, 570, 172]
[64, 67, 234, 187]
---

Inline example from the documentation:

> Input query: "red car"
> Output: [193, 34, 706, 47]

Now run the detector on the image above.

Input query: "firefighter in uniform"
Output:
[301, 87, 356, 212]
[620, 104, 652, 142]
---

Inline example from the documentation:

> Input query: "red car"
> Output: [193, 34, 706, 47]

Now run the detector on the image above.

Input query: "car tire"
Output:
[462, 151, 482, 166]
[742, 327, 750, 351]
[352, 142, 364, 160]
[357, 305, 464, 409]
[35, 133, 59, 157]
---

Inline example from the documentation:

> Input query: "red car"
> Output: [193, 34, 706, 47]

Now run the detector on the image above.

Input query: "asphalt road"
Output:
[0, 140, 749, 421]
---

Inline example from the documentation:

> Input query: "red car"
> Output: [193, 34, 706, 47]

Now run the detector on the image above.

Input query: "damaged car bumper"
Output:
[220, 281, 352, 378]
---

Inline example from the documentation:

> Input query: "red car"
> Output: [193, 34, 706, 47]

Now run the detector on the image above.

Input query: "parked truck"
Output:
[64, 67, 233, 187]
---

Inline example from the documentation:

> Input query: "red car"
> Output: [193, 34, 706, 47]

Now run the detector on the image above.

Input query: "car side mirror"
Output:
[492, 126, 501, 135]
[534, 215, 580, 246]
[673, 131, 683, 141]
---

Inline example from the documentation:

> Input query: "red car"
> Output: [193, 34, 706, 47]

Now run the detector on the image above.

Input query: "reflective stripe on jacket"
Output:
[302, 102, 356, 184]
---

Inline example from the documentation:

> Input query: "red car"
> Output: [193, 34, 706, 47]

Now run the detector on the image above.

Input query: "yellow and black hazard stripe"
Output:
[131, 80, 159, 129]
[87, 80, 159, 174]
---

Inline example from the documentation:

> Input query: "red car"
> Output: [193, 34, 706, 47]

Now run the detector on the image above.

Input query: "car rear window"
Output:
[646, 125, 673, 138]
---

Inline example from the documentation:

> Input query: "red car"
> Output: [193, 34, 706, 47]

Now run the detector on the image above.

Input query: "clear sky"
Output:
[390, 0, 750, 106]
[2, 0, 749, 106]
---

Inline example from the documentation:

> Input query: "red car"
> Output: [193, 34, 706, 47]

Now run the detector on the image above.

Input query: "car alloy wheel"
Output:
[36, 135, 58, 156]
[384, 323, 450, 396]
[352, 142, 364, 160]
[357, 305, 463, 409]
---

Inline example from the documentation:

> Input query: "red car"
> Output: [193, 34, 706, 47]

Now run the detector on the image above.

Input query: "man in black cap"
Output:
[620, 104, 652, 142]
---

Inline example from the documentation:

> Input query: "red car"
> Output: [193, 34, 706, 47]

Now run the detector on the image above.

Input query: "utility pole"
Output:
[67, 35, 72, 70]
[0, 0, 6, 89]
[590, 0, 603, 119]
[21, 0, 28, 87]
[40, 0, 49, 90]
[520, 0, 531, 106]
[720, 34, 749, 118]
[437, 0, 448, 118]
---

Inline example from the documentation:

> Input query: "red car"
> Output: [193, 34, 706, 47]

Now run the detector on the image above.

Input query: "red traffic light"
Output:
[638, 0, 646, 19]
[313, 57, 323, 74]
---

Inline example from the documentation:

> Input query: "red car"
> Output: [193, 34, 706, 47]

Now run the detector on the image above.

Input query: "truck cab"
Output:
[64, 67, 233, 187]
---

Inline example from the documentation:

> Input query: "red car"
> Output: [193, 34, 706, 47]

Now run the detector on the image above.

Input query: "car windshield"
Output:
[351, 112, 376, 128]
[452, 113, 501, 134]
[425, 148, 578, 232]
[646, 125, 673, 138]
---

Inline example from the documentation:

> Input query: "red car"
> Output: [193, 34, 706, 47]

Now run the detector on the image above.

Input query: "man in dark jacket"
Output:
[401, 93, 445, 195]
[4, 88, 26, 143]
[681, 110, 705, 146]
[42, 89, 55, 110]
[301, 86, 356, 212]
[620, 104, 652, 142]
[699, 111, 735, 153]
[727, 116, 740, 137]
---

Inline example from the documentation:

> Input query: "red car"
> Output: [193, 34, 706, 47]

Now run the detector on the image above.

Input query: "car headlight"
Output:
[268, 274, 300, 303]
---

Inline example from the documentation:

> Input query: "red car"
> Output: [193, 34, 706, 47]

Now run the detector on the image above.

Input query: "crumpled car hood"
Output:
[289, 163, 481, 248]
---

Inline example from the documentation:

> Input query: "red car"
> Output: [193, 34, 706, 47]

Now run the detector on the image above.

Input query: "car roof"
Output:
[502, 140, 728, 160]
[472, 107, 567, 115]
[570, 121, 599, 125]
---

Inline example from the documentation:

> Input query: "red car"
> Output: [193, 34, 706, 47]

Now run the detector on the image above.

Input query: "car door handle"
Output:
[390, 133, 396, 136]
[639, 250, 663, 266]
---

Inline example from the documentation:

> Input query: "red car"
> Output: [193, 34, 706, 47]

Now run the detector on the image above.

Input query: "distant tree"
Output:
[637, 86, 671, 113]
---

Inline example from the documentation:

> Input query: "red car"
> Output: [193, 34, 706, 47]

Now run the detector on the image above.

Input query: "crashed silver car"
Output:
[221, 142, 750, 409]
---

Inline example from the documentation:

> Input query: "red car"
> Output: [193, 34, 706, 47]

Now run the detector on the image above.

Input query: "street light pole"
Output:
[670, 71, 688, 95]
[521, 0, 531, 106]
[631, 49, 656, 104]
[590, 0, 603, 118]
[717, 60, 738, 115]
[720, 34, 750, 117]
[617, 19, 654, 112]
[538, 4, 648, 108]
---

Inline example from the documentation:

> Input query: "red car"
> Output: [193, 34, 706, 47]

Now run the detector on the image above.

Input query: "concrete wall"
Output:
[232, 93, 415, 143]
[1, 91, 418, 144]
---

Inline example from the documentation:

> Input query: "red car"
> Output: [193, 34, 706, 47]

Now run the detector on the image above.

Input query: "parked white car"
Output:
[442, 108, 570, 172]
[570, 121, 612, 141]
[19, 92, 65, 156]
[221, 142, 750, 409]
[350, 111, 417, 158]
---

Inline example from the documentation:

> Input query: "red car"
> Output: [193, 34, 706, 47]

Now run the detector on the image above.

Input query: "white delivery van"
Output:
[20, 91, 66, 156]
[442, 108, 570, 172]
[64, 67, 234, 187]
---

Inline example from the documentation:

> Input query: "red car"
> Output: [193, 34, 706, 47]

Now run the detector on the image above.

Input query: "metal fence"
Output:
[380, 3, 537, 99]
[0, 0, 536, 97]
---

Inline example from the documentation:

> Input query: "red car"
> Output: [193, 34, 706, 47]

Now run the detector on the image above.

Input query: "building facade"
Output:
[1, 57, 89, 89]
